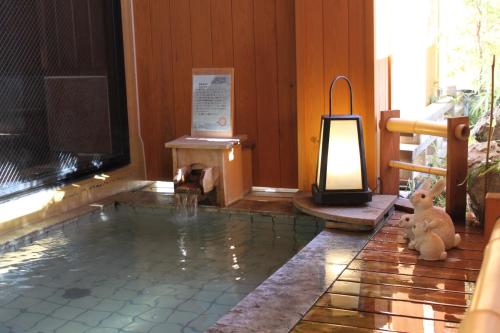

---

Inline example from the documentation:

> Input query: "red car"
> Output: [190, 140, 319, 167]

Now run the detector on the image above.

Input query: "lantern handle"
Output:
[329, 76, 353, 116]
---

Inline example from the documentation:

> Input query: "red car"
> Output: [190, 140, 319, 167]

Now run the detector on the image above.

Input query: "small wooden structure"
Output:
[165, 135, 252, 206]
[379, 110, 469, 223]
[293, 193, 397, 230]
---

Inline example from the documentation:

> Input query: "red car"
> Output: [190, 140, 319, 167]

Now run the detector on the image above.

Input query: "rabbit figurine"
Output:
[410, 179, 461, 250]
[399, 214, 415, 241]
[412, 222, 447, 260]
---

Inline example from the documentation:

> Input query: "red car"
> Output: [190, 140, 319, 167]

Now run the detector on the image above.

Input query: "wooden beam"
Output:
[484, 192, 500, 240]
[446, 116, 469, 224]
[379, 110, 400, 195]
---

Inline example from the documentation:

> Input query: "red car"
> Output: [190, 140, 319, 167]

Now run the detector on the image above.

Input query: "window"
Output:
[0, 0, 129, 199]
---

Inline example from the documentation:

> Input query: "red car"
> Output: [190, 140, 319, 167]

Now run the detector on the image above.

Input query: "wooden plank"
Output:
[165, 135, 245, 149]
[151, 0, 176, 179]
[190, 0, 213, 67]
[120, 0, 146, 179]
[150, 0, 176, 179]
[349, 0, 376, 190]
[276, 0, 298, 188]
[210, 0, 233, 67]
[364, 241, 484, 261]
[338, 269, 474, 294]
[371, 233, 486, 251]
[386, 218, 483, 234]
[446, 117, 469, 224]
[379, 110, 400, 194]
[170, 0, 193, 136]
[253, 0, 281, 187]
[329, 280, 471, 307]
[348, 259, 479, 282]
[231, 0, 259, 184]
[293, 321, 390, 333]
[484, 192, 500, 239]
[357, 250, 482, 271]
[221, 145, 245, 206]
[379, 225, 489, 244]
[316, 293, 465, 322]
[364, 0, 376, 190]
[133, 0, 156, 177]
[303, 307, 460, 333]
[296, 0, 324, 190]
[323, 0, 349, 115]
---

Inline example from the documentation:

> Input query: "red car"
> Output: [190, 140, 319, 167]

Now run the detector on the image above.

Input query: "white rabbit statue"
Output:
[410, 179, 461, 250]
[412, 221, 447, 260]
[399, 214, 415, 242]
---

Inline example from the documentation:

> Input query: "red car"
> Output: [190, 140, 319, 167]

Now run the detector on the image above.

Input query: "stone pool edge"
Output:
[206, 227, 379, 333]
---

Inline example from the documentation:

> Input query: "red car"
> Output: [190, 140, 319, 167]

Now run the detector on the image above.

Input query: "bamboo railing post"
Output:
[446, 116, 469, 224]
[379, 110, 400, 195]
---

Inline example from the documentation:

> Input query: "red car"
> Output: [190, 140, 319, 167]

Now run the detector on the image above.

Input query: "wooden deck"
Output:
[292, 211, 486, 333]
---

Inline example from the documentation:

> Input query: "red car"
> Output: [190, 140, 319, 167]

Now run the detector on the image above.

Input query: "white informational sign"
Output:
[191, 68, 234, 137]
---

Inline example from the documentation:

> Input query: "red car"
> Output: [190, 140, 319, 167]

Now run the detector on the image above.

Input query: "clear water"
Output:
[0, 205, 320, 333]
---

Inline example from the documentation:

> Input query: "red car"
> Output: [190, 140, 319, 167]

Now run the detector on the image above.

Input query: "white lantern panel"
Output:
[325, 120, 363, 190]
[316, 121, 324, 186]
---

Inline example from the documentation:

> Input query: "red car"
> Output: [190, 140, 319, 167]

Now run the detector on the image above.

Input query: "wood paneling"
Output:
[133, 0, 297, 187]
[231, 0, 259, 182]
[276, 0, 298, 188]
[254, 0, 281, 186]
[295, 0, 377, 190]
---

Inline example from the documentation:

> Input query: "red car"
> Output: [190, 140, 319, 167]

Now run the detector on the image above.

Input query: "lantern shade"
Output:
[312, 114, 372, 205]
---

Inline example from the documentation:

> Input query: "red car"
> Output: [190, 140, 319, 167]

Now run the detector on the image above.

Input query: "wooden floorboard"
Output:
[371, 233, 485, 251]
[356, 250, 482, 270]
[301, 307, 460, 333]
[364, 242, 484, 261]
[293, 321, 389, 333]
[316, 293, 466, 322]
[292, 211, 486, 333]
[338, 269, 475, 294]
[329, 281, 472, 307]
[348, 259, 479, 282]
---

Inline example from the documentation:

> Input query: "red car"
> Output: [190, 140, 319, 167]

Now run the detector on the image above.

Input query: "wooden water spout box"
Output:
[165, 135, 252, 207]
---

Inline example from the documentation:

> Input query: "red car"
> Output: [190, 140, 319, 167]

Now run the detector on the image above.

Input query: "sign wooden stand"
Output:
[165, 68, 251, 207]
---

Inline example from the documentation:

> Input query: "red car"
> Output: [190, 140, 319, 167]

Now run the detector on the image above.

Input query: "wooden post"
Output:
[379, 110, 400, 195]
[446, 117, 469, 224]
[484, 193, 500, 240]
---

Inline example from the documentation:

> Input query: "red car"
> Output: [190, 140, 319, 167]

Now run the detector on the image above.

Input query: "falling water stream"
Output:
[174, 190, 198, 218]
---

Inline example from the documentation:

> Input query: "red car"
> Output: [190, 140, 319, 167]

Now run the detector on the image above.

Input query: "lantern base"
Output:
[312, 184, 372, 205]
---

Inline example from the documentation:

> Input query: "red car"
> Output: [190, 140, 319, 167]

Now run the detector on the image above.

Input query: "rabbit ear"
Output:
[419, 179, 432, 191]
[430, 179, 446, 198]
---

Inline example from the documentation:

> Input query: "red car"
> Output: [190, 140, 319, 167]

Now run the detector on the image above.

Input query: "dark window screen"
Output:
[0, 0, 129, 199]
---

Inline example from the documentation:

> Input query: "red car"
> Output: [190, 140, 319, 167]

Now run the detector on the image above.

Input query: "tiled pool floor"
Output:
[0, 204, 321, 333]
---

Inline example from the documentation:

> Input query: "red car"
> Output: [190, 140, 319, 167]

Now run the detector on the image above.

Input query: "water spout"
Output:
[175, 189, 199, 219]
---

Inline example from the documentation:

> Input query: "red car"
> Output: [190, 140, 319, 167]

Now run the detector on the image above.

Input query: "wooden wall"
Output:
[295, 0, 377, 190]
[133, 0, 298, 187]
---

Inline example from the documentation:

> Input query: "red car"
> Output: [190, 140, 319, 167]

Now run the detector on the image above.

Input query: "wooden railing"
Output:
[379, 110, 469, 223]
